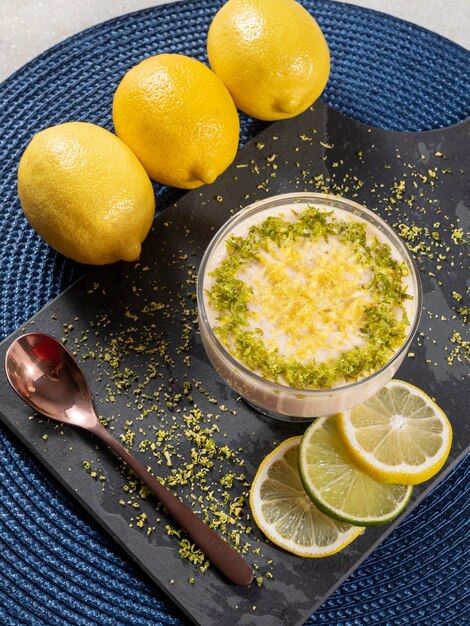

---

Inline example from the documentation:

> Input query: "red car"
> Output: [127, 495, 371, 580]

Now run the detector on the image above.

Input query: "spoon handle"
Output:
[90, 421, 253, 586]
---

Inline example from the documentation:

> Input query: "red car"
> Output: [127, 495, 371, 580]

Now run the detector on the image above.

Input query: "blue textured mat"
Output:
[0, 1, 469, 624]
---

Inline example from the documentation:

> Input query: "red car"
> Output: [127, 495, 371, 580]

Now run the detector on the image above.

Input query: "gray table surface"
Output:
[1, 0, 469, 83]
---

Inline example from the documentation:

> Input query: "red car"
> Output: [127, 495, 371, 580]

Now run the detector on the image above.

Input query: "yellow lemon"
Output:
[18, 122, 155, 265]
[250, 437, 364, 557]
[112, 54, 240, 189]
[337, 380, 453, 485]
[207, 0, 330, 121]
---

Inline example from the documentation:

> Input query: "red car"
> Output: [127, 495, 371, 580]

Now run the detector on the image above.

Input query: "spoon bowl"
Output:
[5, 333, 97, 427]
[5, 332, 253, 586]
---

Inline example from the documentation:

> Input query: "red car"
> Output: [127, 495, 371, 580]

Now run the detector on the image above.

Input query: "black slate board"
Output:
[0, 102, 469, 626]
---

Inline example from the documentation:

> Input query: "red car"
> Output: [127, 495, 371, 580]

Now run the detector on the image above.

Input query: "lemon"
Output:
[18, 122, 155, 265]
[113, 54, 240, 189]
[250, 437, 364, 557]
[207, 0, 330, 121]
[337, 380, 453, 485]
[299, 416, 413, 526]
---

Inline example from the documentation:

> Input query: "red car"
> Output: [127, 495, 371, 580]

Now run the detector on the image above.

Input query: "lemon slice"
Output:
[249, 437, 364, 557]
[337, 380, 453, 485]
[299, 416, 413, 526]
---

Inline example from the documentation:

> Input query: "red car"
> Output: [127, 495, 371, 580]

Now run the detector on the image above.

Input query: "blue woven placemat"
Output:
[0, 1, 469, 624]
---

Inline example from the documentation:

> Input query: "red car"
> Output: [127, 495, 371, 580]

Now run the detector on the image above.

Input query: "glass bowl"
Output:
[197, 192, 422, 422]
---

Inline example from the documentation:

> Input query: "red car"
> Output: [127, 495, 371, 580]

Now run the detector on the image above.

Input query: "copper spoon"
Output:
[4, 332, 253, 586]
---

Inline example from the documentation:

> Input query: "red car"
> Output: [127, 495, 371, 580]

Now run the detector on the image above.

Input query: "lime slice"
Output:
[337, 380, 453, 485]
[250, 437, 364, 557]
[299, 416, 413, 526]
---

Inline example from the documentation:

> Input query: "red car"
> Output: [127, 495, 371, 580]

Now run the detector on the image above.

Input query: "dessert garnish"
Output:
[207, 205, 413, 389]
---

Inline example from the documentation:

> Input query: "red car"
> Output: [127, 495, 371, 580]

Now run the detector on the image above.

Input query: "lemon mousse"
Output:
[198, 193, 421, 420]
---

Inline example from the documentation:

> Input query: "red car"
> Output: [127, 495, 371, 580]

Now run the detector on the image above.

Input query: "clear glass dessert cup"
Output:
[197, 192, 423, 422]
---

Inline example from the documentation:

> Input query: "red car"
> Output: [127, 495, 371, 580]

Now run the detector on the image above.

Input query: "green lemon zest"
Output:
[207, 206, 412, 389]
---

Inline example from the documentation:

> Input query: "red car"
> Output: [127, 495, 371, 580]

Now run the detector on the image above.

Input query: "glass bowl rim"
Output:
[197, 192, 423, 398]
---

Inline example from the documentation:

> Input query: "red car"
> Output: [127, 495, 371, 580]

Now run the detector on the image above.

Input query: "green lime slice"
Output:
[299, 415, 413, 526]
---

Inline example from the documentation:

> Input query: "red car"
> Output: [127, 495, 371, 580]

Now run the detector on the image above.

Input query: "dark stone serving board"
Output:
[0, 101, 468, 626]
